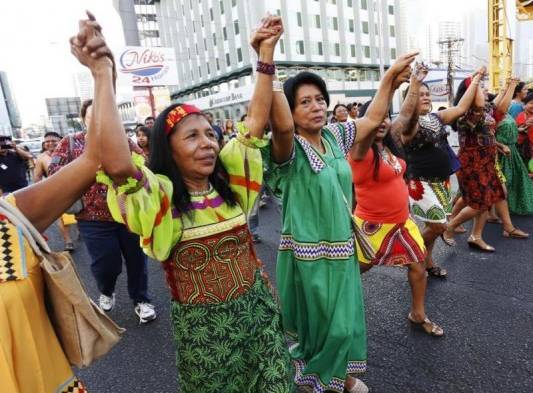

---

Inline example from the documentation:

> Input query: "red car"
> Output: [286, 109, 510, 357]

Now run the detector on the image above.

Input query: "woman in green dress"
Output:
[496, 114, 533, 215]
[256, 19, 416, 391]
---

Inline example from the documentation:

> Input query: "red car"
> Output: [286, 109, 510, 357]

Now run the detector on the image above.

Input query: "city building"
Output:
[0, 71, 22, 137]
[113, 0, 161, 46]
[45, 97, 82, 135]
[73, 71, 94, 103]
[153, 0, 400, 120]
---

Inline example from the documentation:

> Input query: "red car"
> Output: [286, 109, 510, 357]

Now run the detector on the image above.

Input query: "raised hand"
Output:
[387, 51, 419, 77]
[411, 62, 429, 84]
[250, 14, 283, 54]
[70, 11, 114, 71]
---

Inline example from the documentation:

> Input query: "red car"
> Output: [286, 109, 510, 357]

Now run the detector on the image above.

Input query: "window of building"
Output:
[195, 43, 198, 55]
[220, 0, 224, 14]
[314, 42, 323, 56]
[198, 66, 202, 77]
[348, 19, 354, 32]
[234, 20, 239, 35]
[216, 58, 220, 70]
[335, 43, 340, 56]
[364, 46, 370, 57]
[347, 0, 353, 6]
[201, 15, 204, 27]
[226, 53, 230, 66]
[223, 26, 227, 40]
[210, 8, 214, 21]
[389, 5, 394, 14]
[276, 9, 281, 16]
[280, 39, 285, 54]
[375, 23, 379, 34]
[329, 17, 338, 30]
[362, 21, 369, 34]
[361, 0, 367, 10]
[330, 0, 337, 4]
[237, 47, 242, 62]
[391, 48, 396, 59]
[296, 40, 305, 55]
[390, 25, 395, 37]
[297, 12, 302, 27]
[204, 38, 207, 50]
[314, 15, 321, 28]
[207, 63, 210, 74]
[232, 0, 237, 6]
[213, 33, 217, 45]
[350, 44, 356, 57]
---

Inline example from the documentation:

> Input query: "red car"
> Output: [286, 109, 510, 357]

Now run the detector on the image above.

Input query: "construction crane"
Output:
[488, 0, 533, 92]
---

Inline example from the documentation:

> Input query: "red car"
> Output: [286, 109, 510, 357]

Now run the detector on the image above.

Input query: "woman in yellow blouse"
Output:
[0, 24, 103, 393]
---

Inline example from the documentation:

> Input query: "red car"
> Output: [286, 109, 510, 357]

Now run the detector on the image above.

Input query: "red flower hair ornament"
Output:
[164, 104, 202, 135]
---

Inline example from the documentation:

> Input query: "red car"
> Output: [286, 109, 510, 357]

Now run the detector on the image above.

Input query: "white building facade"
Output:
[154, 0, 400, 121]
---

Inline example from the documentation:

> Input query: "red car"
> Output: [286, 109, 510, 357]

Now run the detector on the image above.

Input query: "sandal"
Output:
[454, 225, 467, 234]
[487, 217, 502, 224]
[440, 227, 456, 246]
[426, 266, 447, 279]
[467, 236, 495, 253]
[344, 376, 369, 393]
[503, 228, 529, 239]
[408, 313, 444, 337]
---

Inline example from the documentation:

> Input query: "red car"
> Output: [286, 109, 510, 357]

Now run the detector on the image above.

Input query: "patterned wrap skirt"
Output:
[170, 271, 294, 393]
[457, 146, 505, 211]
[354, 216, 426, 266]
[408, 178, 452, 223]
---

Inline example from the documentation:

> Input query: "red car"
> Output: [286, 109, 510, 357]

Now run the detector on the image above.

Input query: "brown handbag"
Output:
[0, 199, 125, 368]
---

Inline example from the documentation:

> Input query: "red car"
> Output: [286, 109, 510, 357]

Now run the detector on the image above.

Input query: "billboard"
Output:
[117, 47, 178, 87]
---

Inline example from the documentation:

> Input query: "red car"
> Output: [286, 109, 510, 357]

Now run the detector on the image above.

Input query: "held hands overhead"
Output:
[250, 14, 284, 55]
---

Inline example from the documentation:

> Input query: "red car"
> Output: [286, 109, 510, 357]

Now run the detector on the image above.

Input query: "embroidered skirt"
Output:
[170, 271, 293, 393]
[408, 178, 452, 223]
[354, 216, 426, 266]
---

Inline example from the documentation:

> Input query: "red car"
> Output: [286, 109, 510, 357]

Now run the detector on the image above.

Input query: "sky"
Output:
[0, 0, 506, 127]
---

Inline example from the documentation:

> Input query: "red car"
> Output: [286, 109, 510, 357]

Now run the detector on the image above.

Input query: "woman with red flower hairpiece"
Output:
[70, 14, 293, 393]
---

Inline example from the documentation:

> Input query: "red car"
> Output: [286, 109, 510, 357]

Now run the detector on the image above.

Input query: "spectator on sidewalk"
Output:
[49, 99, 157, 324]
[0, 135, 33, 195]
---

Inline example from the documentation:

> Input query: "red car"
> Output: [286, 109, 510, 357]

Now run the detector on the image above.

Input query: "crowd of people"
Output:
[1, 11, 532, 393]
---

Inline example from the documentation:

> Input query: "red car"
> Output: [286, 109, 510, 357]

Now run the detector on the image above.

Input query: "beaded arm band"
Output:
[256, 61, 276, 75]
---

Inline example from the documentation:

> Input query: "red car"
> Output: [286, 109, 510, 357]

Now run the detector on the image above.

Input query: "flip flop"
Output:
[426, 266, 447, 279]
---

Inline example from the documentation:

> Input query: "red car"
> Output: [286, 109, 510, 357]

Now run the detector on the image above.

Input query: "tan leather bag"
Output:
[0, 199, 125, 368]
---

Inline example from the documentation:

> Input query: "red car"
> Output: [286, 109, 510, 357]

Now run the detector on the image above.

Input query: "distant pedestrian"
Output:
[49, 99, 157, 324]
[136, 125, 151, 159]
[0, 135, 33, 195]
[205, 111, 224, 145]
[508, 81, 527, 119]
[144, 116, 155, 128]
[34, 131, 76, 251]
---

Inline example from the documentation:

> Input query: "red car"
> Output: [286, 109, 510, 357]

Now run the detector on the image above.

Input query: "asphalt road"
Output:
[44, 200, 533, 393]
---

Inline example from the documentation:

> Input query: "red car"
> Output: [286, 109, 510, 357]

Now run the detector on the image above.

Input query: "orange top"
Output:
[349, 148, 409, 223]
[516, 112, 533, 151]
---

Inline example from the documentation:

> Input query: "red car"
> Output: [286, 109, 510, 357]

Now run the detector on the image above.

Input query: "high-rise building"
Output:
[113, 0, 161, 47]
[0, 71, 22, 137]
[73, 71, 94, 102]
[45, 97, 82, 135]
[153, 0, 399, 120]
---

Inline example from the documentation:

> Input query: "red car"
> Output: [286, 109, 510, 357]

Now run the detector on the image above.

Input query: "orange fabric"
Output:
[154, 194, 170, 227]
[516, 112, 533, 149]
[229, 175, 262, 192]
[349, 148, 409, 224]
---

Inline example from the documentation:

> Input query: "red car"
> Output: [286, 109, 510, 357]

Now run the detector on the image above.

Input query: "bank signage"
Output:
[187, 86, 254, 110]
[117, 47, 178, 87]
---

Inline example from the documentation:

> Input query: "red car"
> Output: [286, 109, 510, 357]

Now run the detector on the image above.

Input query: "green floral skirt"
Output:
[171, 271, 294, 393]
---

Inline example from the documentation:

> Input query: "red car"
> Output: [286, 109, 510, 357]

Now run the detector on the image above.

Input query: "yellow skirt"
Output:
[355, 216, 426, 266]
[0, 224, 86, 392]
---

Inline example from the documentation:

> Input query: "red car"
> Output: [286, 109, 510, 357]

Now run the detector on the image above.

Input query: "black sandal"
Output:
[426, 266, 447, 279]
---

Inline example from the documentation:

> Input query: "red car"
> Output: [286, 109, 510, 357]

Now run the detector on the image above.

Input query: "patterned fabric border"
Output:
[324, 121, 357, 156]
[181, 213, 246, 241]
[295, 135, 325, 173]
[294, 359, 367, 393]
[279, 235, 354, 261]
[56, 376, 87, 393]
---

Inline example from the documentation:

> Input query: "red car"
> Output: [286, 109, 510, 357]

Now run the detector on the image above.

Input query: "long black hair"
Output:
[359, 100, 404, 181]
[148, 103, 237, 215]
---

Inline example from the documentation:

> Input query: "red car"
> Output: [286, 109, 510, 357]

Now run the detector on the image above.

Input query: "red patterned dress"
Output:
[456, 105, 505, 210]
